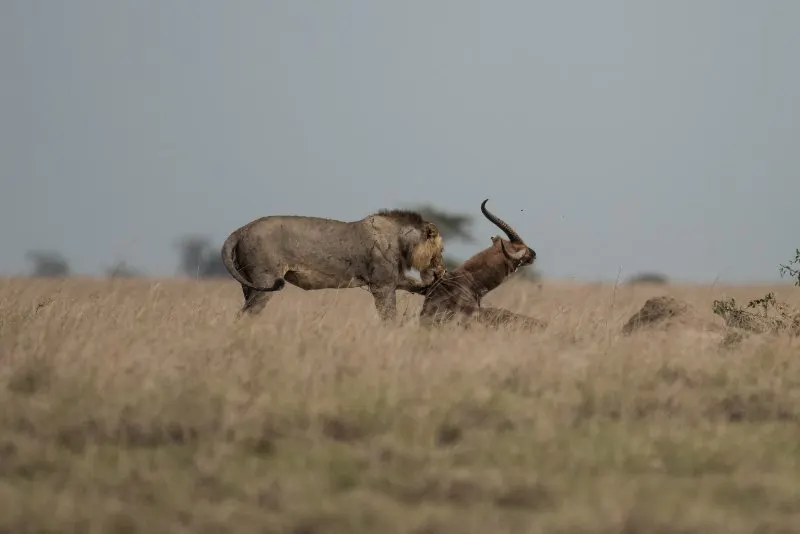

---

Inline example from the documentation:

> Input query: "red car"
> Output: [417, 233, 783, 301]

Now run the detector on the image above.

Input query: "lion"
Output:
[412, 199, 546, 331]
[220, 208, 446, 321]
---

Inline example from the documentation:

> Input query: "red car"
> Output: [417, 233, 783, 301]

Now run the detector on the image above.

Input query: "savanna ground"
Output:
[1, 275, 800, 534]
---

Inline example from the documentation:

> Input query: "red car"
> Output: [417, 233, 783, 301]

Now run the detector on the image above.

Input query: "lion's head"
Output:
[412, 222, 446, 282]
[373, 209, 447, 283]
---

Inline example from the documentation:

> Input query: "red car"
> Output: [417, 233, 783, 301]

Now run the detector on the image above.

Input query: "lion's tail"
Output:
[220, 231, 285, 292]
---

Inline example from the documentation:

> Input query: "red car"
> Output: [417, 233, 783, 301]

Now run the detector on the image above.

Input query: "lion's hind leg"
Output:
[239, 272, 286, 317]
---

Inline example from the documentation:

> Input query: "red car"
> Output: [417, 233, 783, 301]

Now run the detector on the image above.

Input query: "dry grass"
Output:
[1, 276, 800, 533]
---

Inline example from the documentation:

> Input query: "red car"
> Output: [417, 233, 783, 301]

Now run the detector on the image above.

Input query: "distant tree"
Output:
[201, 254, 228, 277]
[412, 204, 477, 244]
[175, 235, 227, 278]
[25, 250, 70, 277]
[176, 235, 210, 277]
[105, 260, 143, 278]
[626, 272, 669, 285]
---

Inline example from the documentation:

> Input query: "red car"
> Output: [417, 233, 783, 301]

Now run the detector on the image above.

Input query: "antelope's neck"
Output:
[459, 263, 510, 298]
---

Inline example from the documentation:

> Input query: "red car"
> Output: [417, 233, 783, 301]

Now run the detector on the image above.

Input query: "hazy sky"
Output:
[2, 0, 798, 283]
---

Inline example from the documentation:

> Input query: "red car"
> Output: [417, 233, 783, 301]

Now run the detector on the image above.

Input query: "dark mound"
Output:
[621, 296, 690, 335]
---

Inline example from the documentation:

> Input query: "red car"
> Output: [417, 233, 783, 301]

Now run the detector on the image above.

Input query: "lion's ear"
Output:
[424, 222, 439, 239]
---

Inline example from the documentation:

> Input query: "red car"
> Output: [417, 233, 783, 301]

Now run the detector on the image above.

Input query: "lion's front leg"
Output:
[370, 284, 397, 322]
[367, 257, 401, 321]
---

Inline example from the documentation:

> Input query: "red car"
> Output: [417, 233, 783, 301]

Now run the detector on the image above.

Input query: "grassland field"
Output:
[1, 276, 799, 533]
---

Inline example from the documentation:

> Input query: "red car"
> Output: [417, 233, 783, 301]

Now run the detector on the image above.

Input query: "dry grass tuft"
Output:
[1, 276, 800, 533]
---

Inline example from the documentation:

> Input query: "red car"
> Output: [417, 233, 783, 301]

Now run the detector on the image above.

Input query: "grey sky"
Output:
[1, 0, 798, 283]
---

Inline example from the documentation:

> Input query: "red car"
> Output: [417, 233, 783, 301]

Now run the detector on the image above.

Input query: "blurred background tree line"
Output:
[20, 203, 696, 286]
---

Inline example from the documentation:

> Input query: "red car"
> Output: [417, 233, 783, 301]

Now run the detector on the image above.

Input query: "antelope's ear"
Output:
[424, 222, 439, 239]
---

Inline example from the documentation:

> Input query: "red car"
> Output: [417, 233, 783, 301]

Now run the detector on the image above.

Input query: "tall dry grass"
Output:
[1, 276, 799, 533]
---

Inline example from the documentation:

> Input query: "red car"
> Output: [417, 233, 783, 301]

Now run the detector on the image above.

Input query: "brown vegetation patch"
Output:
[712, 292, 800, 336]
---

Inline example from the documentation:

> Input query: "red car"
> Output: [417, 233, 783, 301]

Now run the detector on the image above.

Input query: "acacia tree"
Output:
[25, 250, 70, 277]
[412, 205, 477, 243]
